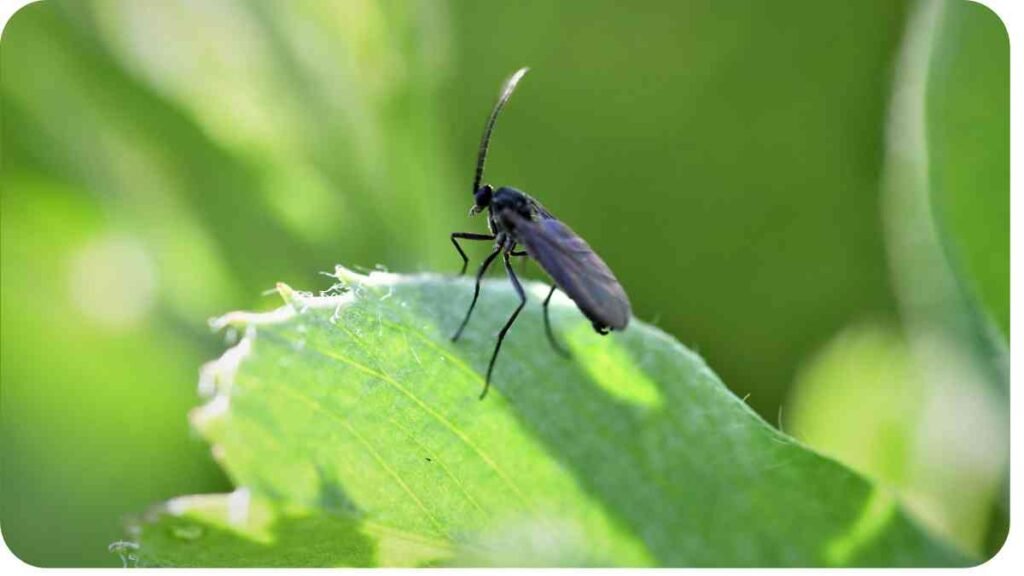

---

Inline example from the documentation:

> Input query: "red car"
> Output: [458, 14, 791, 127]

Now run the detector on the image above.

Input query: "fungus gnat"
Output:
[450, 68, 631, 399]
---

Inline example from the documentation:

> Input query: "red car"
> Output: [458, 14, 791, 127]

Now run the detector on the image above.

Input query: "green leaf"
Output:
[926, 0, 1009, 341]
[878, 0, 1009, 559]
[121, 492, 442, 567]
[131, 269, 968, 567]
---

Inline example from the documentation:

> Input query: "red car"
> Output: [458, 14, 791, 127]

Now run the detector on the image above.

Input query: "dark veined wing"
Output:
[508, 212, 631, 330]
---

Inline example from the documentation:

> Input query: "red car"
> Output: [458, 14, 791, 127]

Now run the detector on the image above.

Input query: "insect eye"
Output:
[473, 184, 493, 209]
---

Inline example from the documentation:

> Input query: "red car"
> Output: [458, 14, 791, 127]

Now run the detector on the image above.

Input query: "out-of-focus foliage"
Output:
[130, 271, 967, 567]
[787, 321, 1004, 557]
[926, 0, 1009, 342]
[3, 0, 455, 565]
[786, 0, 1008, 562]
[1, 177, 226, 565]
[788, 324, 920, 488]
[0, 0, 1007, 566]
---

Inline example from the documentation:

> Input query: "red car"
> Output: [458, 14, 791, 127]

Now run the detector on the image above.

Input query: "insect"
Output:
[450, 67, 632, 399]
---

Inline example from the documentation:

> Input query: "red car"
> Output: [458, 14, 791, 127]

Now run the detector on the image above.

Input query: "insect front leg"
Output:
[542, 285, 570, 358]
[450, 232, 496, 276]
[480, 251, 527, 400]
[451, 244, 501, 342]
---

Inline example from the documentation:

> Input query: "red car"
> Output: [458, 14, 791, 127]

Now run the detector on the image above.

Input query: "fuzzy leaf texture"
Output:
[127, 268, 969, 567]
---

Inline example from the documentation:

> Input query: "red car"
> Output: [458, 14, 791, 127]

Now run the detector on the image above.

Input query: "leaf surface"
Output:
[132, 269, 967, 566]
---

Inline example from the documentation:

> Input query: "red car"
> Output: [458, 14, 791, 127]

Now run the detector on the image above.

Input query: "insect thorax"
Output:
[488, 186, 541, 238]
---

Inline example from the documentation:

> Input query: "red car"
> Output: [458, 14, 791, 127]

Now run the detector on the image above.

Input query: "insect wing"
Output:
[511, 213, 631, 330]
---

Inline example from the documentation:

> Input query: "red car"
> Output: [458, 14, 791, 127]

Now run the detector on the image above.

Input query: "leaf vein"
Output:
[273, 317, 534, 511]
[270, 381, 449, 537]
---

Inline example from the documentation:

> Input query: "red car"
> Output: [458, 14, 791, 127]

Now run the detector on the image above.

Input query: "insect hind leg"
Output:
[543, 285, 570, 358]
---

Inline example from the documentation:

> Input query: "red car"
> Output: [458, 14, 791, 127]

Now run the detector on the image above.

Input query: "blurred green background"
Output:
[0, 0, 1008, 566]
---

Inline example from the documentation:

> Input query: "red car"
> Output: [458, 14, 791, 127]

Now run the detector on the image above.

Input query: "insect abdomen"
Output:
[507, 212, 631, 333]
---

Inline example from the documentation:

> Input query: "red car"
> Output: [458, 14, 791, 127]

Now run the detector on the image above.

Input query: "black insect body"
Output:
[450, 68, 632, 399]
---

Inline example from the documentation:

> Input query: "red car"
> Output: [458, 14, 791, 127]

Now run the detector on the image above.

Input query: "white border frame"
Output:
[0, 0, 1017, 573]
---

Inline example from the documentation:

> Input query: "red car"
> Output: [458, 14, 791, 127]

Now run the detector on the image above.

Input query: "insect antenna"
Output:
[473, 67, 529, 194]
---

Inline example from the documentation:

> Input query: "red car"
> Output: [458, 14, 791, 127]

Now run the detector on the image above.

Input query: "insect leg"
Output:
[451, 244, 501, 342]
[542, 285, 570, 358]
[481, 252, 527, 400]
[509, 248, 529, 274]
[450, 232, 496, 276]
